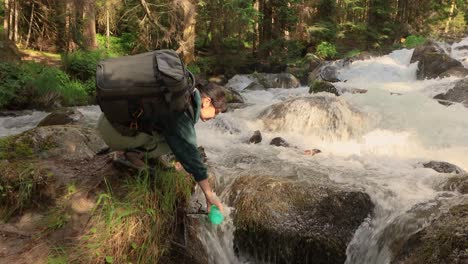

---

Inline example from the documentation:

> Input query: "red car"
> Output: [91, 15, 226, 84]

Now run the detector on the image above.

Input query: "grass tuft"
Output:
[69, 167, 194, 263]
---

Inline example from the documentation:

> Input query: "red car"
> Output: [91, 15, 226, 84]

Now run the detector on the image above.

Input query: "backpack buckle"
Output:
[133, 108, 144, 118]
[130, 121, 139, 130]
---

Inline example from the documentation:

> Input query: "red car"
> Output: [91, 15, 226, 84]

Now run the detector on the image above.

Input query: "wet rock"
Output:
[391, 199, 468, 264]
[309, 80, 340, 96]
[247, 73, 301, 90]
[422, 161, 466, 174]
[308, 63, 341, 84]
[270, 137, 289, 147]
[434, 77, 468, 107]
[439, 66, 468, 78]
[228, 175, 374, 264]
[441, 174, 468, 194]
[410, 41, 465, 80]
[37, 109, 84, 127]
[287, 54, 323, 85]
[259, 95, 367, 140]
[455, 45, 468, 51]
[225, 75, 258, 91]
[249, 130, 262, 144]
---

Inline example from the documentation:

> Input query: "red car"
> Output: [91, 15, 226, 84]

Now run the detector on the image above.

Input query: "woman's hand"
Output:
[198, 179, 224, 213]
[205, 192, 224, 213]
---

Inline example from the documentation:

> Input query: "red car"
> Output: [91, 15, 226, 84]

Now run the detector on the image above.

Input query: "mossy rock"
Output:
[229, 175, 374, 264]
[309, 80, 340, 96]
[392, 199, 468, 264]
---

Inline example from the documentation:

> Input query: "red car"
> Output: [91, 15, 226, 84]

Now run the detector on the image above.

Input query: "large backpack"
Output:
[96, 50, 195, 135]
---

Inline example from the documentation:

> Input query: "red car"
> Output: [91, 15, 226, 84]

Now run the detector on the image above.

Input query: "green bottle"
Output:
[208, 205, 224, 225]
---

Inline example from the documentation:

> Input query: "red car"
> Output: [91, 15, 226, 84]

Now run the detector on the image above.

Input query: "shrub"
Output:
[96, 33, 137, 56]
[404, 35, 427, 49]
[0, 62, 23, 108]
[62, 50, 107, 81]
[316, 41, 337, 59]
[0, 61, 89, 109]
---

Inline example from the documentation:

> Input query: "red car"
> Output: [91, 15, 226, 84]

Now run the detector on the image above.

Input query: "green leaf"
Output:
[105, 256, 114, 263]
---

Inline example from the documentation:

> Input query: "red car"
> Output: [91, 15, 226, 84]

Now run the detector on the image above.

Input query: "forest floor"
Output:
[0, 154, 117, 264]
[20, 49, 61, 67]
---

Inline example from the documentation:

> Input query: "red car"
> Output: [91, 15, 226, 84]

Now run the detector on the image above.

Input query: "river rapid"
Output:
[1, 40, 468, 264]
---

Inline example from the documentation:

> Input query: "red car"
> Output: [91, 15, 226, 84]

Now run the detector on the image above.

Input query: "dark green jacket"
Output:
[158, 89, 207, 182]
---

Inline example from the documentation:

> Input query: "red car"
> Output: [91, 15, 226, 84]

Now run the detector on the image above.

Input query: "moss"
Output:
[309, 80, 339, 95]
[0, 135, 34, 160]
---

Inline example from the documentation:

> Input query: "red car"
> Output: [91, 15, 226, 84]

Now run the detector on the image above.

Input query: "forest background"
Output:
[1, 0, 468, 109]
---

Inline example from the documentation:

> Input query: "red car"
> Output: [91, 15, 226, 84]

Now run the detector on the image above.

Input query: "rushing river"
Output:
[1, 40, 468, 264]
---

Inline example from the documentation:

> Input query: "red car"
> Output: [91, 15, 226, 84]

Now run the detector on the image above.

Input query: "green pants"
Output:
[97, 114, 172, 158]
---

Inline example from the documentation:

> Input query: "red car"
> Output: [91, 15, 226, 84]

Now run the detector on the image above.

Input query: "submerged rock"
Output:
[422, 161, 466, 175]
[259, 95, 367, 140]
[269, 137, 289, 147]
[249, 130, 262, 144]
[410, 41, 466, 80]
[37, 109, 84, 127]
[434, 77, 468, 107]
[391, 199, 468, 264]
[228, 175, 374, 264]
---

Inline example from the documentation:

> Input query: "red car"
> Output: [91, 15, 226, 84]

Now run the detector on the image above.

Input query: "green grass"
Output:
[21, 49, 61, 60]
[68, 166, 194, 263]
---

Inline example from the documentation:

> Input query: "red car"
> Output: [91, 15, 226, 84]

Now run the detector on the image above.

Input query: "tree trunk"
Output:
[445, 0, 456, 33]
[106, 4, 110, 49]
[175, 0, 196, 64]
[83, 0, 98, 50]
[25, 2, 35, 47]
[3, 0, 9, 39]
[8, 0, 14, 40]
[13, 0, 18, 42]
[56, 0, 68, 52]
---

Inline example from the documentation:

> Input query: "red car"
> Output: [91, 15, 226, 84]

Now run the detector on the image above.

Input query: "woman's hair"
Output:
[198, 83, 228, 113]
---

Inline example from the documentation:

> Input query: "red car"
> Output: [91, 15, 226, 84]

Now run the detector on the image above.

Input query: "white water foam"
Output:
[195, 45, 468, 264]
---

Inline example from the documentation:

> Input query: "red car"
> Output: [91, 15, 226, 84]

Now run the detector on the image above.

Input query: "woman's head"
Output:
[198, 83, 227, 121]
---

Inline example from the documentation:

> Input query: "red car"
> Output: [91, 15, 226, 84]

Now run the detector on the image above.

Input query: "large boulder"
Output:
[37, 109, 84, 127]
[391, 199, 468, 264]
[228, 175, 374, 264]
[2, 125, 107, 162]
[410, 41, 466, 80]
[434, 77, 468, 107]
[259, 95, 367, 140]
